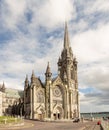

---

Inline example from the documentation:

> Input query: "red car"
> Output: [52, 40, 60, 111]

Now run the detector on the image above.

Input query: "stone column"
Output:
[64, 87, 67, 119]
[33, 86, 36, 119]
[56, 112, 58, 120]
[24, 90, 26, 117]
[30, 87, 33, 119]
[77, 90, 80, 118]
[45, 83, 50, 118]
[72, 90, 75, 118]
[45, 87, 47, 118]
[70, 90, 73, 118]
[50, 82, 53, 119]
[67, 89, 70, 119]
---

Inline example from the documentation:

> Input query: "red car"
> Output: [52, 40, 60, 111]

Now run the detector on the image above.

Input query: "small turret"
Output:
[31, 70, 36, 83]
[45, 62, 52, 82]
[0, 84, 2, 91]
[58, 57, 61, 65]
[2, 82, 5, 93]
[25, 75, 29, 88]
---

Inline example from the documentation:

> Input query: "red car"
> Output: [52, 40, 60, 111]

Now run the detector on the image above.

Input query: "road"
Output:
[0, 119, 101, 130]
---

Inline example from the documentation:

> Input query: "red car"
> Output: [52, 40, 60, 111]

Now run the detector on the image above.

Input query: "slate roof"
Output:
[5, 88, 23, 98]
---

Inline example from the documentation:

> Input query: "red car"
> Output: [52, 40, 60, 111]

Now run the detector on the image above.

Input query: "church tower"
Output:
[58, 22, 79, 118]
[58, 22, 78, 88]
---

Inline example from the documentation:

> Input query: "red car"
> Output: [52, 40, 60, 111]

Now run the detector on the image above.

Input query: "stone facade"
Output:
[0, 91, 2, 116]
[0, 82, 24, 116]
[24, 23, 80, 120]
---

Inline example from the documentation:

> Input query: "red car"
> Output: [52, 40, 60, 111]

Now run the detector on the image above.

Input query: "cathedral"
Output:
[24, 23, 80, 120]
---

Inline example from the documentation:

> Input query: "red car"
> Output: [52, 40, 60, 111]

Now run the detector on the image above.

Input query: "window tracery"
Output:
[37, 90, 44, 103]
[53, 86, 62, 97]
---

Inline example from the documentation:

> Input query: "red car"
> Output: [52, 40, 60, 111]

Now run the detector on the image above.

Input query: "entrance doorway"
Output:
[58, 113, 60, 119]
[38, 114, 42, 120]
[53, 106, 63, 120]
[36, 107, 45, 120]
[53, 114, 56, 120]
[53, 113, 61, 120]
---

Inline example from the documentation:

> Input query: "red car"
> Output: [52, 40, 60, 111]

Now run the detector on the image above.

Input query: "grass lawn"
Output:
[0, 116, 21, 124]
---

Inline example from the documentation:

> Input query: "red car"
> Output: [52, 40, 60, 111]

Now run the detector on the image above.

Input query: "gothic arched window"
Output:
[36, 90, 44, 103]
[71, 68, 74, 79]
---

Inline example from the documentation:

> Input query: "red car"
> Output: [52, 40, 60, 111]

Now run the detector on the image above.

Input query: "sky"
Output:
[0, 0, 109, 113]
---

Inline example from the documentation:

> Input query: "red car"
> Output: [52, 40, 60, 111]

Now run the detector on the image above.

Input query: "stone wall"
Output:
[0, 91, 2, 116]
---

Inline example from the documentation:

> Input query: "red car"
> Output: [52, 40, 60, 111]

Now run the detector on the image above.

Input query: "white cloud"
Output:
[1, 0, 26, 29]
[71, 22, 109, 112]
[83, 0, 109, 15]
[1, 0, 75, 31]
[72, 19, 88, 32]
[72, 23, 109, 64]
[80, 89, 109, 112]
[0, 30, 63, 88]
[72, 23, 109, 92]
[28, 0, 76, 30]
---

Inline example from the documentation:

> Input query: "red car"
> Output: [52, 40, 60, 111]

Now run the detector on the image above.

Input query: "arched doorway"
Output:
[53, 106, 63, 120]
[37, 109, 43, 120]
[36, 106, 45, 120]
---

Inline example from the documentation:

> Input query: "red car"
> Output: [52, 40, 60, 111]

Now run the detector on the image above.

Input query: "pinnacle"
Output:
[2, 81, 5, 88]
[46, 62, 51, 74]
[25, 74, 28, 81]
[32, 70, 35, 77]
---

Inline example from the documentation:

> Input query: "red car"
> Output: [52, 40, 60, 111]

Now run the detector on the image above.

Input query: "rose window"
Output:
[53, 86, 61, 97]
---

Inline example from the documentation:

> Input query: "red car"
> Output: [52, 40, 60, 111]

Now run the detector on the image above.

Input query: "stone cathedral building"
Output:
[24, 23, 79, 120]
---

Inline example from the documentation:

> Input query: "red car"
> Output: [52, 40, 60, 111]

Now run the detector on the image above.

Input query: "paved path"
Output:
[0, 120, 101, 130]
[83, 122, 101, 130]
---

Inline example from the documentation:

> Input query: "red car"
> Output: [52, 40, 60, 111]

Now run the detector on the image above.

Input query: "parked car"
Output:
[73, 118, 80, 123]
[103, 117, 109, 120]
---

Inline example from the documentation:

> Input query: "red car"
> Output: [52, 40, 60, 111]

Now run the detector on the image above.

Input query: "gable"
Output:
[31, 78, 44, 89]
[52, 76, 63, 86]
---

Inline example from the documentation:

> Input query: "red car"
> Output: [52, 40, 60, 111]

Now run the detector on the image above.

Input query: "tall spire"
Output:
[64, 22, 70, 49]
